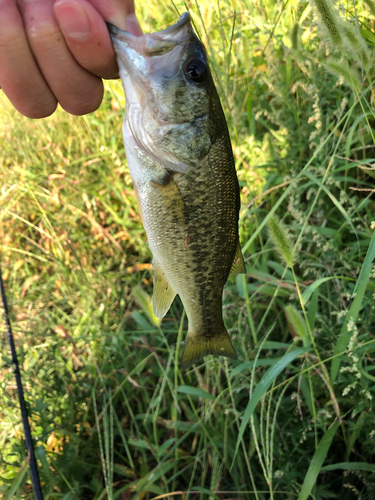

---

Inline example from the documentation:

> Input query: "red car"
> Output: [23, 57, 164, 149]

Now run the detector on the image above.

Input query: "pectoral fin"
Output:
[229, 240, 246, 276]
[153, 259, 176, 318]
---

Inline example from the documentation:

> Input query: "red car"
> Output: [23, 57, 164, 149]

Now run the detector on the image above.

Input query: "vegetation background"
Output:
[0, 0, 375, 498]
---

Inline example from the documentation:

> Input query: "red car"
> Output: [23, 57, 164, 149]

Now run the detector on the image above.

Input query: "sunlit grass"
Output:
[1, 0, 375, 499]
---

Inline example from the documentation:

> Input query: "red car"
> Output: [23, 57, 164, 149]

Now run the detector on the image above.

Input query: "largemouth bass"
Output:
[109, 12, 245, 369]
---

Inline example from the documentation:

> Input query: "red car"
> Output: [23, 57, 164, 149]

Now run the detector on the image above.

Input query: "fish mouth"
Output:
[108, 11, 190, 43]
[154, 11, 191, 37]
[108, 12, 191, 66]
[108, 12, 194, 119]
[109, 13, 210, 173]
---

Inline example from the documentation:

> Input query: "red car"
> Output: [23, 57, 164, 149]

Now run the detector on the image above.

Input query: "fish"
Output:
[109, 12, 245, 369]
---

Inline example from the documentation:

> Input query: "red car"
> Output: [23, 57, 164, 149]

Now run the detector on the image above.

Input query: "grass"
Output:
[0, 0, 375, 498]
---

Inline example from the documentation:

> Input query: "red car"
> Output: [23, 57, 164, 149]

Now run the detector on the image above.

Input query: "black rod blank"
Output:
[0, 263, 43, 500]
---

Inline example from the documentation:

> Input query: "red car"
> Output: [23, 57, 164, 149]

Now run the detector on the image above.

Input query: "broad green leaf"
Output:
[177, 385, 215, 401]
[35, 445, 53, 481]
[361, 367, 375, 383]
[360, 28, 375, 45]
[332, 158, 375, 173]
[262, 341, 292, 349]
[246, 266, 275, 281]
[232, 347, 309, 465]
[301, 276, 349, 305]
[321, 462, 375, 472]
[128, 437, 151, 449]
[297, 421, 340, 500]
[266, 260, 294, 280]
[331, 231, 375, 381]
[248, 283, 293, 297]
[231, 359, 276, 378]
[135, 459, 175, 491]
[131, 311, 154, 331]
[156, 438, 176, 457]
[346, 412, 367, 458]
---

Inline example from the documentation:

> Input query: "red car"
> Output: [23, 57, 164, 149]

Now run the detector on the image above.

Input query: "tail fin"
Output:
[180, 329, 237, 370]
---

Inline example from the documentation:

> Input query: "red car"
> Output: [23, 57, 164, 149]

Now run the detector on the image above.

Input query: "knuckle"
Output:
[27, 22, 61, 47]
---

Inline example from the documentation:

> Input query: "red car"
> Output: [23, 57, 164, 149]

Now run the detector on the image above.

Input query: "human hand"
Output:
[0, 0, 142, 119]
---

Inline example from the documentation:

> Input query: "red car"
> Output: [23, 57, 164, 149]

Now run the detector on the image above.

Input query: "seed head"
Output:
[311, 0, 342, 47]
[291, 23, 299, 50]
[326, 59, 361, 91]
[285, 305, 309, 347]
[268, 215, 296, 268]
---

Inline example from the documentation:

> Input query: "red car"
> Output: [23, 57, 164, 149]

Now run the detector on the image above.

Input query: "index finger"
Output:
[87, 0, 142, 34]
[0, 0, 57, 118]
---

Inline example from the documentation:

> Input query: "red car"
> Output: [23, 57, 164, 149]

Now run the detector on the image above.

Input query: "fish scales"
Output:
[144, 133, 238, 330]
[109, 12, 245, 368]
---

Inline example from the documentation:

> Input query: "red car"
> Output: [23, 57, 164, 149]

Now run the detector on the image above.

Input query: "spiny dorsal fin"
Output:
[153, 259, 177, 318]
[229, 240, 246, 276]
[180, 329, 237, 369]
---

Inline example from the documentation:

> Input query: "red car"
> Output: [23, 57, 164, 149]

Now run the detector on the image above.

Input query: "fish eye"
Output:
[185, 58, 207, 84]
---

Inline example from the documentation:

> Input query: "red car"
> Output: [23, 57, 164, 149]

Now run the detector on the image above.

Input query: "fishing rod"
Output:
[0, 263, 44, 500]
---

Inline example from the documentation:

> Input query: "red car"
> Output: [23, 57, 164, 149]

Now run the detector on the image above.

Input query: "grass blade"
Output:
[301, 276, 351, 305]
[132, 285, 161, 328]
[304, 171, 357, 238]
[4, 458, 29, 500]
[191, 486, 221, 500]
[321, 462, 375, 472]
[232, 347, 310, 466]
[230, 359, 277, 378]
[177, 385, 215, 401]
[297, 420, 340, 500]
[116, 460, 175, 499]
[331, 231, 375, 381]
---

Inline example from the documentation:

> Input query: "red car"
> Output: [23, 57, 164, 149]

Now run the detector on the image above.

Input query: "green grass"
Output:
[1, 0, 375, 498]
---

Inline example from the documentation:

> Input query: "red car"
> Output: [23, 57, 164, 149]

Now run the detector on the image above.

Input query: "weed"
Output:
[1, 1, 375, 499]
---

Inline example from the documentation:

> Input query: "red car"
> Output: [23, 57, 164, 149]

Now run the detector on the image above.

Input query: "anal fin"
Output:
[229, 240, 246, 276]
[153, 259, 176, 318]
[180, 329, 237, 369]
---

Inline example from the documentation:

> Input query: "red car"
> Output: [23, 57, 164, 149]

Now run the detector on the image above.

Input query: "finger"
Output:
[88, 0, 143, 35]
[125, 13, 143, 37]
[18, 0, 104, 115]
[0, 0, 57, 118]
[54, 0, 118, 79]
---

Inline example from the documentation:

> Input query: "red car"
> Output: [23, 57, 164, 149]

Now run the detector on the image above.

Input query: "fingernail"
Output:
[125, 14, 143, 37]
[55, 2, 90, 40]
